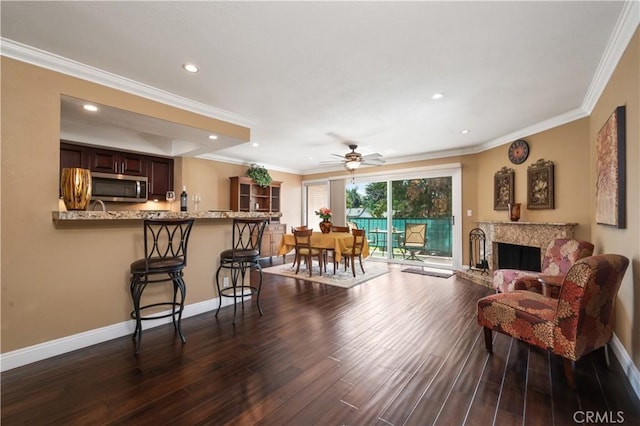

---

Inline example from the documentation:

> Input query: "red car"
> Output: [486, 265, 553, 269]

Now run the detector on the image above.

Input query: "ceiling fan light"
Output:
[345, 160, 361, 170]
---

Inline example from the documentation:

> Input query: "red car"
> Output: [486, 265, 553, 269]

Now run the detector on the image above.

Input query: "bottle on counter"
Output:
[180, 186, 188, 212]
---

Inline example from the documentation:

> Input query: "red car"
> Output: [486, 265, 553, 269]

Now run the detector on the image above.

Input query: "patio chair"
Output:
[400, 223, 427, 260]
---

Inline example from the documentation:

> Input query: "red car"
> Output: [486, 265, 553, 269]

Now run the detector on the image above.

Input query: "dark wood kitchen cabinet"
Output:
[59, 142, 174, 197]
[147, 156, 174, 199]
[87, 147, 147, 176]
[60, 142, 90, 170]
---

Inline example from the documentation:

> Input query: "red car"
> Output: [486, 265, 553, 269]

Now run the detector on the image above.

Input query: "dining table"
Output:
[277, 231, 370, 264]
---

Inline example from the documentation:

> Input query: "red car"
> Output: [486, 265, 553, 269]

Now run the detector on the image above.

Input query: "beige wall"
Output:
[590, 29, 640, 365]
[476, 118, 592, 241]
[0, 57, 300, 352]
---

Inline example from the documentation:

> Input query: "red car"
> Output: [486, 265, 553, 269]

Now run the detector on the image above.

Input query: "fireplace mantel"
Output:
[476, 221, 578, 272]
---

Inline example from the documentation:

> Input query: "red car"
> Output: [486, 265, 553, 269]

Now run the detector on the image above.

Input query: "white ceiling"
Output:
[1, 1, 637, 174]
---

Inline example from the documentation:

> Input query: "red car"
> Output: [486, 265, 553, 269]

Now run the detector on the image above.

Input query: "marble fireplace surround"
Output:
[476, 221, 578, 272]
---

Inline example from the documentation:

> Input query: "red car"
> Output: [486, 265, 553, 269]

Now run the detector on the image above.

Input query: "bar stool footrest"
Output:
[219, 286, 256, 297]
[131, 302, 183, 321]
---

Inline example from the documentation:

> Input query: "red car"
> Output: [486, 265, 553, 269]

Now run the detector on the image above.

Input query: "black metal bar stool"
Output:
[215, 218, 268, 323]
[129, 218, 195, 355]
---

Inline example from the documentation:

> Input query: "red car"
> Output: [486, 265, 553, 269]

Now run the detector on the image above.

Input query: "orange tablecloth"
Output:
[278, 231, 370, 263]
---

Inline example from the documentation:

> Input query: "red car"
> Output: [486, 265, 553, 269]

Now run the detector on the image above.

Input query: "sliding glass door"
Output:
[346, 165, 461, 270]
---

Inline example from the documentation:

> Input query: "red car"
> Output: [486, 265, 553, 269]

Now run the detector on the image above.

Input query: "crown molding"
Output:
[196, 152, 302, 175]
[582, 1, 640, 113]
[476, 107, 589, 153]
[0, 38, 254, 128]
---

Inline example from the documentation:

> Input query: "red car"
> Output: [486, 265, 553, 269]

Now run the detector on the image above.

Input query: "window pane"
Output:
[306, 182, 329, 230]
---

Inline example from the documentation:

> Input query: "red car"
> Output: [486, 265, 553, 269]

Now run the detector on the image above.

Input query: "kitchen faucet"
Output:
[91, 199, 106, 212]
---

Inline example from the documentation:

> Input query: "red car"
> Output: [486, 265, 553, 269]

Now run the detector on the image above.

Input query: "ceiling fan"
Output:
[322, 144, 385, 170]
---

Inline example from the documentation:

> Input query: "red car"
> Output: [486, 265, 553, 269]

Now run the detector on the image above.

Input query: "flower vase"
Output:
[319, 219, 332, 234]
[61, 167, 92, 210]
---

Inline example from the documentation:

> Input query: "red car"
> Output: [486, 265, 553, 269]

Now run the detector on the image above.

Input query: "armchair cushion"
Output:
[478, 290, 557, 349]
[493, 269, 540, 293]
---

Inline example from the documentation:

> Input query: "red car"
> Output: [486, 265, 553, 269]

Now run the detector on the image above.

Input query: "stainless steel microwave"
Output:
[91, 172, 148, 203]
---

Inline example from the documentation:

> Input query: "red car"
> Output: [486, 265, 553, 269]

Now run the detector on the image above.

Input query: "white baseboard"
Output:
[0, 297, 244, 372]
[610, 333, 640, 400]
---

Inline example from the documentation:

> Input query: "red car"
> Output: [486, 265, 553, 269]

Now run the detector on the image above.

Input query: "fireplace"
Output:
[496, 242, 541, 272]
[476, 221, 577, 273]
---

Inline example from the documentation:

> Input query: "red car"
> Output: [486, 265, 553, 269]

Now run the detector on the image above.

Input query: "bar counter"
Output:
[52, 210, 282, 221]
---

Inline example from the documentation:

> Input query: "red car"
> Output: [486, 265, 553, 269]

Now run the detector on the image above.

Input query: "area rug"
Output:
[263, 261, 390, 289]
[401, 267, 454, 279]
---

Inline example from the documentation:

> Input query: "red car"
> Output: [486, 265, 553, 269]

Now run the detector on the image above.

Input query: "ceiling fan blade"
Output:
[361, 153, 383, 160]
[319, 160, 344, 165]
[330, 153, 346, 159]
[363, 158, 386, 165]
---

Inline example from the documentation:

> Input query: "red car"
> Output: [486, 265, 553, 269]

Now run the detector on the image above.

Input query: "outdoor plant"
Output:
[246, 164, 272, 188]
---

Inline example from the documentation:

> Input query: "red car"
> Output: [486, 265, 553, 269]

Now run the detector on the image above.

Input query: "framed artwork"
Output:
[494, 167, 514, 210]
[527, 159, 554, 209]
[596, 106, 626, 228]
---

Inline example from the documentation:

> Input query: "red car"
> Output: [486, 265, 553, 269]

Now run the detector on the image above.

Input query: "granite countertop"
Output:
[52, 210, 282, 221]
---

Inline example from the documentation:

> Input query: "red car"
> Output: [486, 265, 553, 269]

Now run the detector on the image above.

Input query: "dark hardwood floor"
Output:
[3, 259, 639, 425]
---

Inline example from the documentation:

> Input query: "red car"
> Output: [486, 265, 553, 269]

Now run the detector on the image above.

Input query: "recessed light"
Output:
[83, 104, 98, 112]
[182, 63, 199, 73]
[252, 142, 259, 147]
[431, 93, 444, 100]
[208, 135, 218, 140]
[461, 129, 470, 134]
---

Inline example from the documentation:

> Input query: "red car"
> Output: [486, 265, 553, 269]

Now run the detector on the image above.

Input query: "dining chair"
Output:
[288, 225, 309, 266]
[328, 225, 350, 273]
[293, 228, 324, 277]
[344, 229, 367, 277]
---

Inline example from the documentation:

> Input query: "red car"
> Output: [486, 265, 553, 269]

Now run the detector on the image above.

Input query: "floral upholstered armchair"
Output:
[478, 254, 629, 388]
[492, 238, 594, 293]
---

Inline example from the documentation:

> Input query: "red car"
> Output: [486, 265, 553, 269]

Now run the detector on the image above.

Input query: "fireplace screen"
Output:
[497, 243, 541, 272]
[468, 228, 488, 273]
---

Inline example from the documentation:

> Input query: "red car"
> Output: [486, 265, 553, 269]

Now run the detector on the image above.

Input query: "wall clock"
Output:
[508, 139, 529, 164]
